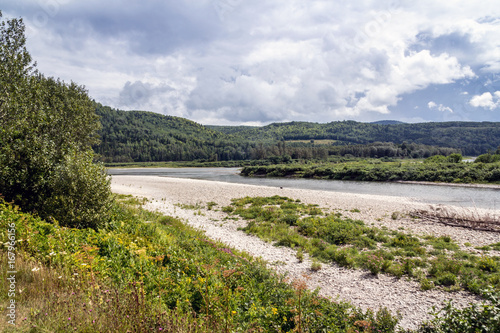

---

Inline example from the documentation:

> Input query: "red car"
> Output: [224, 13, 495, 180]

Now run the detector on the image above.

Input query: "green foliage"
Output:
[420, 289, 500, 333]
[242, 159, 500, 184]
[211, 121, 500, 156]
[477, 256, 498, 273]
[0, 197, 403, 332]
[424, 155, 448, 164]
[224, 196, 500, 295]
[43, 149, 112, 229]
[475, 153, 500, 163]
[446, 153, 463, 163]
[96, 103, 500, 163]
[0, 12, 111, 228]
[310, 259, 322, 271]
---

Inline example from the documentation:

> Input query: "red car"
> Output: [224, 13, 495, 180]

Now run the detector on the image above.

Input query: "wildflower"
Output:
[68, 317, 71, 320]
[272, 308, 278, 315]
[31, 267, 40, 272]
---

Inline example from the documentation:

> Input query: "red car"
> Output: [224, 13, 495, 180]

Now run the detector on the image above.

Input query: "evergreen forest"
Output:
[94, 104, 500, 163]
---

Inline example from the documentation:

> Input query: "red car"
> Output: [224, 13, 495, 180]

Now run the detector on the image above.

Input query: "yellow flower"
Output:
[272, 308, 278, 315]
[231, 311, 236, 315]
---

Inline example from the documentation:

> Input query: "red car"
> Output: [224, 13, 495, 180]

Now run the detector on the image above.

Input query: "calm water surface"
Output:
[108, 167, 500, 210]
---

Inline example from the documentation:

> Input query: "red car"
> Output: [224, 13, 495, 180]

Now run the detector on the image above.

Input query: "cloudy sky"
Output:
[2, 0, 500, 125]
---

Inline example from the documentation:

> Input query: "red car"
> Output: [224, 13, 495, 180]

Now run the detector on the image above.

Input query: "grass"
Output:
[224, 195, 500, 294]
[0, 196, 403, 332]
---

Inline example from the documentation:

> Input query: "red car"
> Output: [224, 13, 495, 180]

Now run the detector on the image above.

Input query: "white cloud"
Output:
[4, 0, 500, 124]
[428, 101, 453, 113]
[469, 91, 500, 110]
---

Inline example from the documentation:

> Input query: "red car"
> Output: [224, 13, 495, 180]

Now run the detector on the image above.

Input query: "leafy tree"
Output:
[424, 155, 448, 164]
[475, 153, 500, 164]
[0, 11, 111, 229]
[446, 153, 462, 163]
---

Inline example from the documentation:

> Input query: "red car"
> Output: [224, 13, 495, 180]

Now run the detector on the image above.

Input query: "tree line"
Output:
[95, 106, 491, 163]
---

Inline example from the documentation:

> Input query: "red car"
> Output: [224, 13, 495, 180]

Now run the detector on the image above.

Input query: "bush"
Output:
[447, 153, 463, 163]
[420, 289, 500, 333]
[424, 155, 448, 163]
[436, 272, 457, 286]
[475, 153, 500, 163]
[44, 150, 112, 229]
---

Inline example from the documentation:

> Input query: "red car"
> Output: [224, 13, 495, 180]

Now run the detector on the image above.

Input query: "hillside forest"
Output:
[94, 104, 500, 164]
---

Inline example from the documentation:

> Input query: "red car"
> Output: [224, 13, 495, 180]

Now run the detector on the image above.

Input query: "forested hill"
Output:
[208, 121, 500, 156]
[94, 104, 500, 162]
[94, 104, 248, 162]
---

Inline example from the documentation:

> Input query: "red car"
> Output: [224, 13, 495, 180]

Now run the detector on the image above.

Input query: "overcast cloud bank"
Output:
[2, 0, 500, 124]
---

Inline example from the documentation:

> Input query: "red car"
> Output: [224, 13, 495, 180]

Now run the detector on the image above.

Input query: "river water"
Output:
[108, 167, 500, 210]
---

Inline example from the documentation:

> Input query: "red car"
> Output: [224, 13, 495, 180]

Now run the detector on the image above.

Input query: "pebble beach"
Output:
[111, 175, 499, 330]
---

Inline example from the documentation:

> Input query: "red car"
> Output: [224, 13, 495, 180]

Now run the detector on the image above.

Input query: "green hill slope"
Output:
[209, 121, 500, 156]
[94, 104, 500, 162]
[94, 104, 252, 162]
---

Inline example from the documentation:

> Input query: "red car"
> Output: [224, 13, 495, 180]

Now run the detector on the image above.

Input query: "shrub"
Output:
[310, 259, 322, 271]
[436, 273, 457, 286]
[365, 254, 384, 275]
[477, 256, 498, 272]
[420, 278, 435, 291]
[44, 150, 112, 229]
[420, 289, 500, 333]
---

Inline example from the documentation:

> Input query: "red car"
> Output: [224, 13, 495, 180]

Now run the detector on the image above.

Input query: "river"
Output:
[108, 167, 500, 210]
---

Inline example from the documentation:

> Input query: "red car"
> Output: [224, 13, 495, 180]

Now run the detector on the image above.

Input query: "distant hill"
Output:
[94, 104, 248, 162]
[207, 120, 500, 155]
[370, 120, 405, 125]
[94, 105, 500, 162]
[206, 125, 258, 135]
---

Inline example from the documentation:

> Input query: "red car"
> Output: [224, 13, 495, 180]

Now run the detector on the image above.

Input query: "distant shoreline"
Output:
[394, 180, 500, 189]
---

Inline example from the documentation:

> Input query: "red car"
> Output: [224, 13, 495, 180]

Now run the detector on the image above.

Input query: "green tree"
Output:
[0, 11, 111, 229]
[447, 153, 462, 163]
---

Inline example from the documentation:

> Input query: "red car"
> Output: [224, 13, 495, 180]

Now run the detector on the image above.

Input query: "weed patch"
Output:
[223, 196, 500, 296]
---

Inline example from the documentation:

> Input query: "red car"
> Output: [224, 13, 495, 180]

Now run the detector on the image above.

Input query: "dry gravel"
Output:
[111, 175, 499, 330]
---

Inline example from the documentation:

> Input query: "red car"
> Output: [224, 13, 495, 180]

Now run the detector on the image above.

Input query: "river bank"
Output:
[111, 175, 499, 330]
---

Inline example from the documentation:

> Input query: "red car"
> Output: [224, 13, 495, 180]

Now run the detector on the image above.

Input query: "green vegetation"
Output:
[241, 159, 500, 184]
[223, 196, 500, 294]
[95, 105, 500, 163]
[1, 197, 405, 332]
[209, 121, 500, 156]
[0, 12, 112, 229]
[419, 289, 500, 333]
